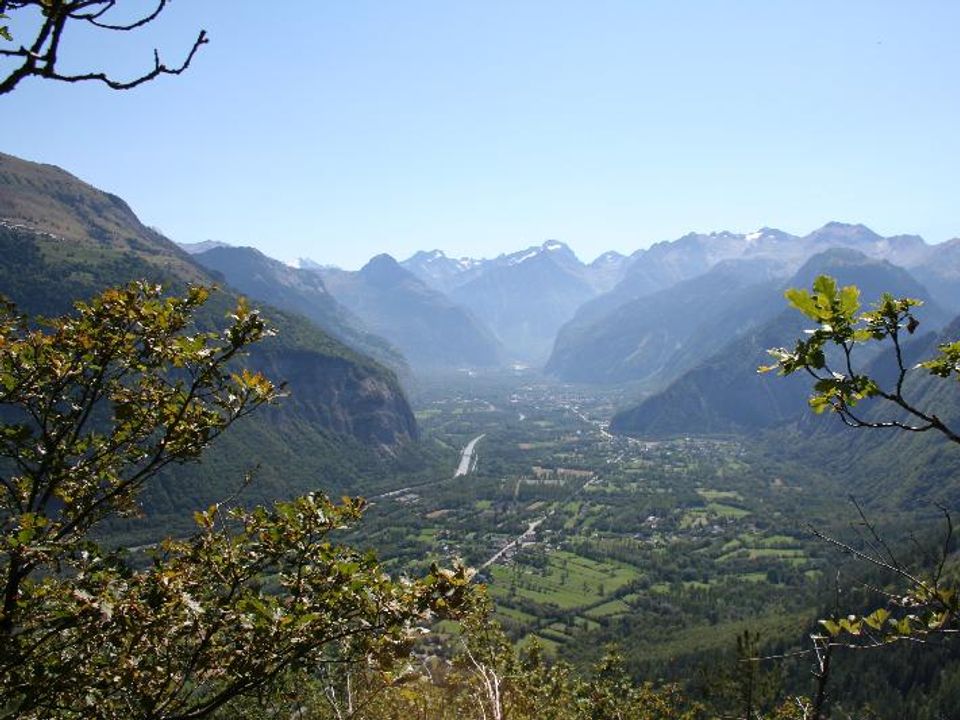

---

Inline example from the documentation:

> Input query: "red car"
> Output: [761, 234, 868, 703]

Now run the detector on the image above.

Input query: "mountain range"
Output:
[0, 151, 420, 539]
[191, 220, 959, 402]
[3, 148, 958, 506]
[296, 222, 960, 392]
[314, 254, 504, 370]
[609, 248, 952, 438]
[189, 244, 408, 375]
[546, 224, 957, 384]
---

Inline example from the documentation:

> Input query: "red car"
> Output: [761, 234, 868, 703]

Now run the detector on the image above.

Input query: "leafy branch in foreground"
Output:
[0, 1, 207, 95]
[811, 499, 957, 648]
[761, 274, 960, 718]
[760, 274, 960, 443]
[0, 281, 474, 719]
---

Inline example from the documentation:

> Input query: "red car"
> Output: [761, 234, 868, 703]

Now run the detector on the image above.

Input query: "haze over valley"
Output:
[4, 3, 960, 716]
[4, 133, 960, 720]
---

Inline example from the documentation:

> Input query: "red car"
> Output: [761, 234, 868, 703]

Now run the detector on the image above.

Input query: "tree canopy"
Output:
[0, 282, 472, 719]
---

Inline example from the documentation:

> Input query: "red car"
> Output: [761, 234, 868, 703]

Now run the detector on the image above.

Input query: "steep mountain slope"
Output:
[546, 258, 784, 385]
[191, 245, 407, 374]
[0, 152, 419, 537]
[449, 240, 597, 364]
[586, 250, 632, 293]
[905, 238, 960, 314]
[317, 254, 503, 370]
[551, 223, 946, 384]
[0, 151, 206, 283]
[561, 229, 799, 336]
[804, 313, 960, 508]
[610, 250, 949, 438]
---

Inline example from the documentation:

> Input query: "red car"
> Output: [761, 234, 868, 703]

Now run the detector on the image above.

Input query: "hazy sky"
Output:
[3, 1, 958, 269]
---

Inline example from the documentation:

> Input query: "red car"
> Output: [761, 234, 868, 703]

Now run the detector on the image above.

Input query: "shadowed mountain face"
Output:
[0, 151, 420, 535]
[400, 241, 628, 365]
[191, 245, 408, 375]
[448, 242, 597, 364]
[904, 238, 960, 315]
[546, 258, 786, 386]
[547, 223, 950, 383]
[609, 249, 949, 439]
[792, 314, 960, 509]
[315, 254, 504, 371]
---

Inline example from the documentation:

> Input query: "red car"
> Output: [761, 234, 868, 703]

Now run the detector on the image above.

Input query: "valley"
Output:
[4, 5, 960, 715]
[347, 370, 842, 674]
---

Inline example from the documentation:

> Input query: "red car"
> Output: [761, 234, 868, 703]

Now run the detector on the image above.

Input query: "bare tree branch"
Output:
[0, 0, 207, 95]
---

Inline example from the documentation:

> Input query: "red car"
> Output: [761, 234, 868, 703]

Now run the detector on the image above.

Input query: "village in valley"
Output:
[350, 371, 828, 668]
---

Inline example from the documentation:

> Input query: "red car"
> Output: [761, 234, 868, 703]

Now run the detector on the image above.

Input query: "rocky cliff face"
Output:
[254, 346, 417, 448]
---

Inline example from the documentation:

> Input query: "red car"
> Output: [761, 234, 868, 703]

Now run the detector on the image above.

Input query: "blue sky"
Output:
[3, 1, 958, 269]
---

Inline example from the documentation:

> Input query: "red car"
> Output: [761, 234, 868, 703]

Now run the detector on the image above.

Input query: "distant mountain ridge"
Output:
[0, 150, 420, 538]
[190, 245, 408, 376]
[447, 241, 600, 363]
[399, 240, 631, 297]
[311, 254, 504, 370]
[393, 240, 631, 363]
[400, 249, 488, 295]
[561, 223, 941, 331]
[179, 240, 231, 254]
[547, 223, 957, 384]
[609, 248, 951, 438]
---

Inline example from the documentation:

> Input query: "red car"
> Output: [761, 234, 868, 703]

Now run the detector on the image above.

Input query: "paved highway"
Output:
[454, 434, 485, 477]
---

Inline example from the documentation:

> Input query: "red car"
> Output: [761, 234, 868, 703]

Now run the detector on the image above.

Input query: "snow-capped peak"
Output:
[508, 249, 540, 265]
[591, 250, 625, 265]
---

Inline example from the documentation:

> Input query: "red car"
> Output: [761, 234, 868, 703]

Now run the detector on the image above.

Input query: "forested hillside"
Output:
[0, 152, 422, 541]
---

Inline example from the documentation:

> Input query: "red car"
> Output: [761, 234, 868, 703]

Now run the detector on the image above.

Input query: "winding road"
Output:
[479, 474, 601, 570]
